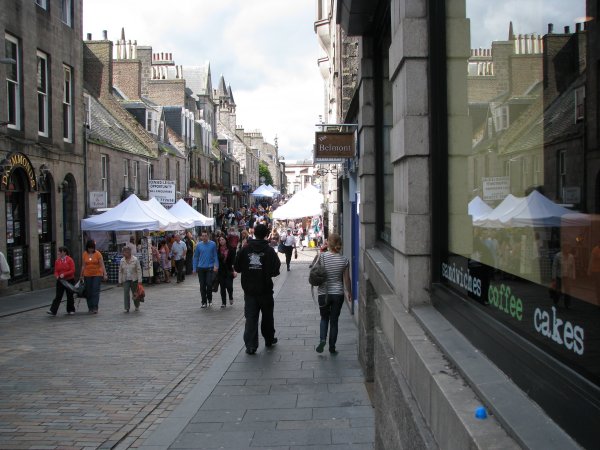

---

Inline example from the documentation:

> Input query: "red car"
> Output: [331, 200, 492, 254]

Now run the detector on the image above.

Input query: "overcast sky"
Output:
[83, 0, 323, 161]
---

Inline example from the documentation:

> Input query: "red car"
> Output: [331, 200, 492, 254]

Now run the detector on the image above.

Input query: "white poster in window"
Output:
[482, 176, 510, 201]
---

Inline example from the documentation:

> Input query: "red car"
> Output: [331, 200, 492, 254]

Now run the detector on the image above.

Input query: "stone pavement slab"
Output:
[139, 253, 375, 450]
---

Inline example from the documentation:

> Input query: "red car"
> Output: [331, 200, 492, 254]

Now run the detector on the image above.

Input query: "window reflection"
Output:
[446, 0, 598, 382]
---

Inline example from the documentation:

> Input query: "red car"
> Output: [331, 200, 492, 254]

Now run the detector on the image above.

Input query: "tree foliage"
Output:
[258, 161, 274, 186]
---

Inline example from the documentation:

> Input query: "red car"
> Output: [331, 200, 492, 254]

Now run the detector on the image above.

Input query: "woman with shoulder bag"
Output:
[80, 240, 107, 314]
[315, 233, 352, 354]
[118, 246, 143, 312]
[47, 246, 76, 316]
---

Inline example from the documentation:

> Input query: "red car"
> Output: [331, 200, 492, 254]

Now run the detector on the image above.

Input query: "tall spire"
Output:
[508, 21, 515, 40]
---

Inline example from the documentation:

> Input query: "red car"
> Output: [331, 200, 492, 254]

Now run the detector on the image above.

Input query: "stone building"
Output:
[0, 0, 84, 293]
[318, 0, 598, 448]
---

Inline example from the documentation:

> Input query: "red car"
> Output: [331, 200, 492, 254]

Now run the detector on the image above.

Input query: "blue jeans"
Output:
[197, 269, 214, 304]
[84, 276, 102, 311]
[243, 293, 275, 350]
[319, 294, 344, 348]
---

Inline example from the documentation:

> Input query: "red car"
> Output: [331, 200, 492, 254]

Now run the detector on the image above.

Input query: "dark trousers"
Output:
[219, 272, 234, 304]
[175, 259, 185, 282]
[152, 261, 160, 283]
[243, 293, 275, 350]
[84, 276, 102, 311]
[284, 245, 293, 269]
[185, 254, 193, 275]
[50, 278, 75, 314]
[197, 269, 214, 304]
[318, 294, 344, 349]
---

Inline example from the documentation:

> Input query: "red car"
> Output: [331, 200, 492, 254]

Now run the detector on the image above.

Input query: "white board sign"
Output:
[89, 191, 107, 209]
[482, 176, 510, 201]
[148, 179, 176, 205]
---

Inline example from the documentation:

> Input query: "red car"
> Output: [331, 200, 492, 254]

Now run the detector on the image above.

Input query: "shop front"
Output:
[0, 152, 80, 292]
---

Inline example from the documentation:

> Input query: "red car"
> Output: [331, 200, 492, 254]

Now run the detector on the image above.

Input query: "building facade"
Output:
[1, 0, 84, 293]
[321, 0, 599, 448]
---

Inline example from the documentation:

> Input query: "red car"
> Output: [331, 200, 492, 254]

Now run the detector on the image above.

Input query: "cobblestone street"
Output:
[0, 264, 247, 449]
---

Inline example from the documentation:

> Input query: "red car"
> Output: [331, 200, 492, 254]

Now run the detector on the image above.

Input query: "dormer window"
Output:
[575, 86, 585, 122]
[146, 110, 158, 135]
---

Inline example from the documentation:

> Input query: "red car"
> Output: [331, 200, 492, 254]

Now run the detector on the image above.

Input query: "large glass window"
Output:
[5, 34, 20, 130]
[445, 0, 595, 386]
[37, 51, 49, 137]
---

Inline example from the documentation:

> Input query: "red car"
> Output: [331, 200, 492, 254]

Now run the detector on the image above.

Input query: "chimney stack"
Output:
[564, 26, 570, 34]
[86, 33, 92, 40]
[548, 23, 554, 34]
[576, 23, 581, 32]
[102, 30, 108, 40]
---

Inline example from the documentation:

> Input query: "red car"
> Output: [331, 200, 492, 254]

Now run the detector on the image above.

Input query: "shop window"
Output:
[123, 159, 129, 189]
[375, 17, 393, 245]
[444, 0, 595, 445]
[5, 169, 28, 283]
[5, 33, 21, 130]
[37, 50, 49, 137]
[101, 154, 108, 192]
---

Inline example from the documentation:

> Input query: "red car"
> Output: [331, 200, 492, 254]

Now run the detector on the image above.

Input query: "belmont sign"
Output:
[314, 131, 355, 162]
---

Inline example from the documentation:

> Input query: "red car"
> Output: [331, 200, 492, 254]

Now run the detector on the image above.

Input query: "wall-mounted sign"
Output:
[89, 191, 107, 209]
[148, 179, 176, 205]
[563, 187, 581, 204]
[1, 152, 38, 191]
[482, 176, 510, 201]
[314, 132, 355, 162]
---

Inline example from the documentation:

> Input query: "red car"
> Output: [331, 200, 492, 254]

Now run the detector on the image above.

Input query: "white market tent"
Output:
[168, 198, 214, 227]
[146, 197, 194, 229]
[468, 196, 492, 220]
[272, 185, 324, 220]
[266, 184, 280, 194]
[81, 194, 185, 231]
[473, 194, 524, 228]
[474, 191, 578, 228]
[250, 184, 274, 197]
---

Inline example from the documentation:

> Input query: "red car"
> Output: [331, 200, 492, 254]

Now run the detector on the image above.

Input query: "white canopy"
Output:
[146, 197, 194, 229]
[250, 184, 274, 197]
[272, 185, 323, 220]
[468, 196, 492, 220]
[266, 184, 280, 194]
[168, 198, 214, 227]
[474, 191, 577, 228]
[81, 194, 185, 231]
[473, 194, 524, 228]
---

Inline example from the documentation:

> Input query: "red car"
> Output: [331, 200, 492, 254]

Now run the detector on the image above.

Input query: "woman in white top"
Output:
[316, 233, 352, 354]
[118, 246, 143, 312]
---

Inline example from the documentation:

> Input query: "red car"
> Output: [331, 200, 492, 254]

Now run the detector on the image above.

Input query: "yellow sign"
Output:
[1, 152, 38, 191]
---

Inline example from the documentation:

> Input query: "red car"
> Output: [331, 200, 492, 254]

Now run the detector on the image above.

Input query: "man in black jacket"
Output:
[234, 223, 281, 354]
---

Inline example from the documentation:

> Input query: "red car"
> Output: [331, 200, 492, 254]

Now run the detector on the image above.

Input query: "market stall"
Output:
[168, 199, 214, 227]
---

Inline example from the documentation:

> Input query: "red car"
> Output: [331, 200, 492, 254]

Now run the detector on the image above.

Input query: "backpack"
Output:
[309, 254, 327, 286]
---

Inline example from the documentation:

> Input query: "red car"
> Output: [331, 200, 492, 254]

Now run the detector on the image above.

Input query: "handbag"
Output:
[135, 283, 145, 302]
[309, 254, 327, 286]
[212, 273, 220, 292]
[73, 279, 86, 298]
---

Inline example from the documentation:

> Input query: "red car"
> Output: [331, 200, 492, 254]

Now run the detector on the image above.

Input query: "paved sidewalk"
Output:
[140, 257, 374, 450]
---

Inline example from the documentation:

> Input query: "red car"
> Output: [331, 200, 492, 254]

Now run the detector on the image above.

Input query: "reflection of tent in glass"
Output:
[468, 196, 492, 220]
[473, 194, 524, 228]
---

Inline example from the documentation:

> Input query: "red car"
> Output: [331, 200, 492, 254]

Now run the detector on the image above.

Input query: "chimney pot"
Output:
[576, 23, 581, 32]
[564, 26, 570, 34]
[548, 23, 554, 34]
[87, 33, 92, 40]
[102, 30, 108, 40]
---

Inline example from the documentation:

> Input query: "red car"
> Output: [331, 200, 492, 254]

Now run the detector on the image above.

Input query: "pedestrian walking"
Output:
[79, 240, 107, 314]
[234, 224, 281, 354]
[159, 240, 171, 283]
[216, 236, 237, 307]
[170, 234, 187, 283]
[282, 228, 296, 271]
[315, 233, 352, 354]
[192, 231, 219, 308]
[47, 246, 76, 316]
[118, 246, 143, 312]
[150, 241, 161, 284]
[184, 231, 195, 275]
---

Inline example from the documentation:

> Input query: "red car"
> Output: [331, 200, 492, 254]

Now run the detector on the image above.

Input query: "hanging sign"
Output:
[314, 132, 355, 162]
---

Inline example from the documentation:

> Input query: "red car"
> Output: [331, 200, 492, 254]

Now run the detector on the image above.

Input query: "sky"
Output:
[83, 0, 323, 161]
[468, 0, 587, 49]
